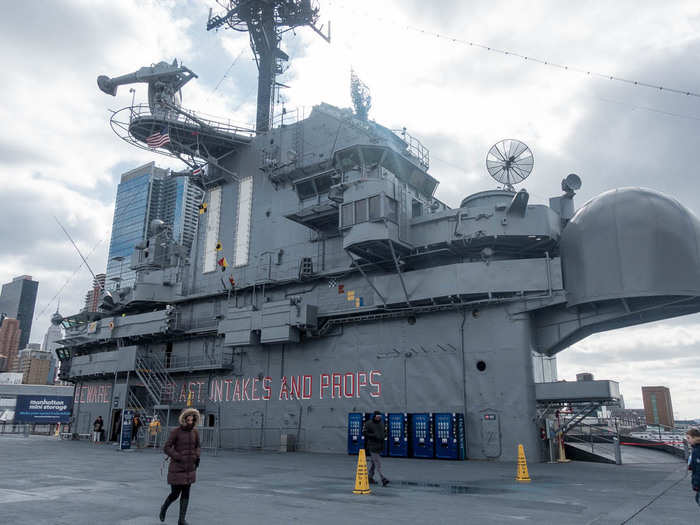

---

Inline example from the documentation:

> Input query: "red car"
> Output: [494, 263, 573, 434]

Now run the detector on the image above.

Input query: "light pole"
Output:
[111, 256, 126, 290]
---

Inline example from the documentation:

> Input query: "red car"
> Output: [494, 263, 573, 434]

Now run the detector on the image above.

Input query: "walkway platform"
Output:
[0, 435, 696, 524]
[567, 441, 684, 465]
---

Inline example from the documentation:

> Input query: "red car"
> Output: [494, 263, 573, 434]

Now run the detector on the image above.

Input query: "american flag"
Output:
[146, 127, 170, 148]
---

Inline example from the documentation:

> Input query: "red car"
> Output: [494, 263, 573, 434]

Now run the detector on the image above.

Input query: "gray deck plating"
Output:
[1, 435, 695, 524]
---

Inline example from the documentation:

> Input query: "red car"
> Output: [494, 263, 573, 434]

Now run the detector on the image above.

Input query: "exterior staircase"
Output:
[134, 351, 175, 411]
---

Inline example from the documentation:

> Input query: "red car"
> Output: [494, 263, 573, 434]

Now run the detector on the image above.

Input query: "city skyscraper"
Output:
[0, 275, 38, 350]
[642, 386, 674, 428]
[17, 343, 55, 385]
[105, 162, 203, 290]
[0, 318, 21, 372]
[83, 273, 106, 312]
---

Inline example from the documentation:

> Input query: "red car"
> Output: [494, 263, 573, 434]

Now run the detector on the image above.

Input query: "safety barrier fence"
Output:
[0, 423, 55, 436]
[154, 425, 304, 453]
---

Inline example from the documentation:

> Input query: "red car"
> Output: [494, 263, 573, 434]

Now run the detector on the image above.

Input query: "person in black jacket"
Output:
[92, 416, 104, 443]
[133, 414, 143, 448]
[363, 411, 389, 486]
[686, 428, 700, 506]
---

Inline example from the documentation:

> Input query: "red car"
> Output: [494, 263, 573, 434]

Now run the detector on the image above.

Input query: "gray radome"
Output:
[560, 187, 700, 306]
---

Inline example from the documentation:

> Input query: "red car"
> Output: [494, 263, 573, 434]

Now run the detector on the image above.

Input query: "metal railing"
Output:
[128, 104, 255, 138]
[160, 426, 220, 456]
[134, 353, 173, 406]
[393, 129, 430, 170]
[219, 426, 306, 451]
[162, 349, 234, 372]
[174, 317, 219, 332]
[0, 422, 55, 436]
[127, 389, 146, 413]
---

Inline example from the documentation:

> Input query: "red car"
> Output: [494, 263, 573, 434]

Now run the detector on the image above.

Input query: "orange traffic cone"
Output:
[515, 444, 531, 482]
[353, 449, 371, 494]
[557, 434, 571, 463]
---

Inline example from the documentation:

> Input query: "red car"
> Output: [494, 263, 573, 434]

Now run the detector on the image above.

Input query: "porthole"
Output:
[476, 360, 486, 372]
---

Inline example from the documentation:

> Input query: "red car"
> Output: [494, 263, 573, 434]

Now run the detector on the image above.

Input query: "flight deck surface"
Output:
[0, 435, 696, 524]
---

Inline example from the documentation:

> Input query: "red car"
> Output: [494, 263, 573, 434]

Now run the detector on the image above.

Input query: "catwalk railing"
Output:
[127, 104, 255, 138]
[135, 352, 174, 407]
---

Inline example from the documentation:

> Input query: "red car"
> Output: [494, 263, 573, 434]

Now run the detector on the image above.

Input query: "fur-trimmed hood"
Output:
[178, 408, 200, 426]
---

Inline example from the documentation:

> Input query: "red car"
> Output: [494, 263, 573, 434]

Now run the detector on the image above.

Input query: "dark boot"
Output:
[159, 495, 174, 522]
[178, 497, 189, 525]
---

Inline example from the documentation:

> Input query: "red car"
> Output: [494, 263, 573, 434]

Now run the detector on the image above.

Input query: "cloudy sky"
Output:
[2, 1, 700, 417]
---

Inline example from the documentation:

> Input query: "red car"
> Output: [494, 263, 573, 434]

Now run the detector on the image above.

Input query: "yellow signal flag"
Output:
[347, 290, 355, 301]
[198, 202, 208, 215]
[215, 241, 222, 251]
[355, 298, 360, 307]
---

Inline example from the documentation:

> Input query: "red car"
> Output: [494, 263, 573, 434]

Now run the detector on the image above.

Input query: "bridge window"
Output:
[368, 195, 381, 220]
[341, 203, 354, 228]
[386, 196, 398, 223]
[355, 199, 368, 223]
[412, 199, 423, 218]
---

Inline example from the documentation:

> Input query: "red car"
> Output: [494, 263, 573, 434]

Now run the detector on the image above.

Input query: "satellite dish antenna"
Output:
[486, 139, 534, 191]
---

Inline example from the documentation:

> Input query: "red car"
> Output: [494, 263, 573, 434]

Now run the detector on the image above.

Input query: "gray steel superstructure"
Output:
[55, 6, 700, 461]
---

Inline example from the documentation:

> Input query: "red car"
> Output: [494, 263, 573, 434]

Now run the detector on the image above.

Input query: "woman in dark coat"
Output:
[160, 408, 201, 525]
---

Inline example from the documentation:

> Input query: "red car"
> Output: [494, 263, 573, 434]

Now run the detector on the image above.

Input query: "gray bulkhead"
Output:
[63, 103, 700, 462]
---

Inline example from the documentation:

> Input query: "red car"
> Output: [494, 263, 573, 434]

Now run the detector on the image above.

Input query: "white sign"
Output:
[0, 373, 23, 385]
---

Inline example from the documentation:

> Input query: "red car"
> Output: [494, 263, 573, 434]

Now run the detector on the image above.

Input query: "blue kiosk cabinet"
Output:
[364, 412, 389, 456]
[388, 412, 409, 457]
[347, 412, 365, 454]
[434, 412, 461, 459]
[409, 413, 434, 458]
[457, 413, 467, 459]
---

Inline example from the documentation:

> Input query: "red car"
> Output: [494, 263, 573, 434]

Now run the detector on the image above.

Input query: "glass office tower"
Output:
[0, 275, 39, 351]
[105, 163, 203, 290]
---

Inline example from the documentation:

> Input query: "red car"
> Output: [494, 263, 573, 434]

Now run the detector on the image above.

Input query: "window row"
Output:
[340, 194, 398, 229]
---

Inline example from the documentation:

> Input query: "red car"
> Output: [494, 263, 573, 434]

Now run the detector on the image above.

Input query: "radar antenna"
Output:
[486, 139, 533, 191]
[207, 0, 331, 132]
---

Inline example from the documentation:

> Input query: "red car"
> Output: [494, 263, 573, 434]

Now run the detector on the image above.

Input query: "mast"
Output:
[207, 0, 330, 132]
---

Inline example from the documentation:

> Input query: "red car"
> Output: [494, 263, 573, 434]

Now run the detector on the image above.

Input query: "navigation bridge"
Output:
[110, 104, 254, 161]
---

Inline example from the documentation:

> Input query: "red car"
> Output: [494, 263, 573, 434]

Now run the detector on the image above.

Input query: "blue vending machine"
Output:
[456, 413, 467, 459]
[347, 412, 365, 454]
[364, 412, 388, 456]
[388, 413, 409, 457]
[409, 413, 434, 458]
[434, 412, 459, 459]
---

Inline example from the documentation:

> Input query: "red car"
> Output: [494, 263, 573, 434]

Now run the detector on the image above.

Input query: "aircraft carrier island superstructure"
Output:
[55, 2, 700, 461]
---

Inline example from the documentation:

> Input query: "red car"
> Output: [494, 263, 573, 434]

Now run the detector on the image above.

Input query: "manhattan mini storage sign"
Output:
[13, 395, 73, 423]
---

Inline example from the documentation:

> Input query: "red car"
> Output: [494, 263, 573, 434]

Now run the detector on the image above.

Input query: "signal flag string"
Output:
[333, 3, 700, 100]
[34, 174, 161, 321]
[405, 23, 700, 99]
[210, 48, 246, 97]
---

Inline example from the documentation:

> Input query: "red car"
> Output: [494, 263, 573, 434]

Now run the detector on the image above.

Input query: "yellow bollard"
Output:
[515, 444, 531, 482]
[353, 449, 371, 494]
[557, 434, 571, 463]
